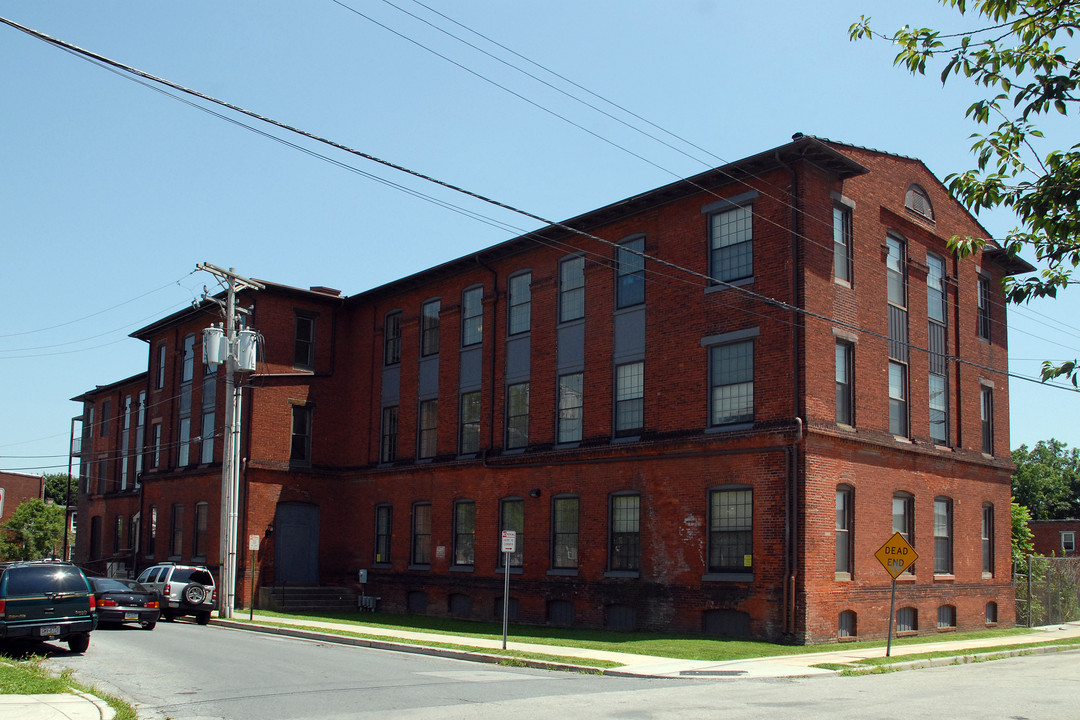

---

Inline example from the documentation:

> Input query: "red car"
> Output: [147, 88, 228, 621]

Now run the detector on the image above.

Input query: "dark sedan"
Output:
[89, 577, 160, 630]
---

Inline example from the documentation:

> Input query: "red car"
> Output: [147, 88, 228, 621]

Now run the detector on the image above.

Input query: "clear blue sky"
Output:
[1, 1, 1077, 476]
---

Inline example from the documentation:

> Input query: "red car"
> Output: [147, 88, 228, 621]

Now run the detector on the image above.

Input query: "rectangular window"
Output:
[411, 503, 432, 566]
[615, 362, 644, 436]
[896, 607, 917, 633]
[552, 496, 579, 569]
[710, 341, 754, 426]
[616, 237, 645, 308]
[982, 504, 994, 575]
[380, 406, 399, 463]
[290, 405, 312, 463]
[508, 273, 531, 335]
[151, 423, 162, 469]
[177, 417, 191, 467]
[135, 392, 146, 477]
[886, 236, 906, 308]
[557, 373, 583, 443]
[294, 315, 315, 369]
[981, 386, 994, 455]
[710, 204, 753, 283]
[1062, 531, 1076, 553]
[421, 299, 440, 356]
[835, 341, 854, 426]
[459, 391, 481, 455]
[888, 361, 908, 437]
[374, 505, 392, 564]
[928, 373, 948, 445]
[181, 334, 195, 383]
[934, 497, 953, 574]
[836, 485, 853, 575]
[193, 502, 208, 559]
[833, 204, 853, 283]
[453, 500, 475, 567]
[147, 505, 157, 557]
[609, 494, 640, 572]
[170, 503, 184, 558]
[977, 274, 992, 341]
[155, 344, 167, 389]
[505, 383, 529, 449]
[100, 400, 111, 437]
[384, 311, 402, 365]
[559, 256, 585, 323]
[417, 399, 438, 459]
[927, 254, 947, 323]
[937, 605, 956, 629]
[201, 409, 215, 464]
[500, 498, 524, 568]
[709, 487, 753, 572]
[893, 493, 914, 574]
[461, 286, 483, 346]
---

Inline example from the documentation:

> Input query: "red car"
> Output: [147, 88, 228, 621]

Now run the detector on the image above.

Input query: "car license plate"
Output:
[40, 625, 60, 637]
[124, 612, 139, 621]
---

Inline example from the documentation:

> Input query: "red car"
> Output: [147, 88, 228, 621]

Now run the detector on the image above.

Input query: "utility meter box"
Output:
[358, 569, 368, 584]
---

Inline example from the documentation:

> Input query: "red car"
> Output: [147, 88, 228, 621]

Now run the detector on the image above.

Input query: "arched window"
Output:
[838, 610, 857, 638]
[905, 184, 934, 221]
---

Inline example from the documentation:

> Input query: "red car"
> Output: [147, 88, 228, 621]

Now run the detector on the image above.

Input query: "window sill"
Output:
[407, 564, 431, 571]
[702, 572, 754, 583]
[604, 570, 640, 579]
[706, 422, 754, 435]
[547, 568, 579, 577]
[982, 572, 994, 580]
[833, 278, 852, 289]
[933, 574, 955, 583]
[937, 627, 957, 634]
[892, 435, 913, 444]
[705, 277, 754, 293]
[838, 635, 859, 643]
[895, 574, 916, 583]
[836, 423, 856, 432]
[449, 565, 474, 573]
[612, 435, 641, 444]
[835, 572, 852, 582]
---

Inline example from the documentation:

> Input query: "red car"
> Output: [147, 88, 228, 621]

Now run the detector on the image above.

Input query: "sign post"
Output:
[500, 530, 516, 650]
[874, 532, 918, 656]
[248, 534, 260, 622]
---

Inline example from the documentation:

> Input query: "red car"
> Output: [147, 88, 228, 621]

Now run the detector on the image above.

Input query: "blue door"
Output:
[274, 502, 319, 584]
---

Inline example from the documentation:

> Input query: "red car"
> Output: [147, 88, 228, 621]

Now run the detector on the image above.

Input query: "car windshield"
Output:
[4, 566, 87, 595]
[171, 568, 214, 585]
[92, 577, 148, 593]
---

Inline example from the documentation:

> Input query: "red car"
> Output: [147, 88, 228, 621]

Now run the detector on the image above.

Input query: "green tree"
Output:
[0, 499, 67, 561]
[1012, 501, 1036, 563]
[851, 1, 1080, 383]
[42, 473, 75, 506]
[1012, 439, 1080, 519]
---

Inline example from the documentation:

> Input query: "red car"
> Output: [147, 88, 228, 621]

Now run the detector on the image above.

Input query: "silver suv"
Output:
[136, 563, 216, 625]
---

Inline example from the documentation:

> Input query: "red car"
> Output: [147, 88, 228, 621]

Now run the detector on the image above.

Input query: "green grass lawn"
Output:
[0, 653, 137, 720]
[247, 609, 1040, 663]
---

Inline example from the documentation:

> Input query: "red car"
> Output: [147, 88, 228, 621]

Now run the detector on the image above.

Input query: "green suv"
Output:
[0, 560, 97, 653]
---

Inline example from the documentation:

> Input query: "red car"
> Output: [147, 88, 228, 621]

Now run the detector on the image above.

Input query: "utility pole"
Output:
[198, 263, 263, 619]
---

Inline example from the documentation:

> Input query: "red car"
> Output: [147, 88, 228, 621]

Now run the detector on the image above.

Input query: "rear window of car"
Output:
[3, 566, 87, 596]
[92, 578, 149, 593]
[170, 568, 214, 585]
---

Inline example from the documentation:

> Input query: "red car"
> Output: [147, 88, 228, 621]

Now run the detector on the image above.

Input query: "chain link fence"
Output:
[1015, 555, 1080, 626]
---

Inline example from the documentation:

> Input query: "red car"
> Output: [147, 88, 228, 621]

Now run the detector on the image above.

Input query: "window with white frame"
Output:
[709, 203, 753, 283]
[461, 286, 483, 346]
[709, 486, 752, 573]
[977, 273, 992, 341]
[508, 272, 531, 335]
[616, 236, 645, 308]
[710, 340, 753, 426]
[982, 504, 995, 575]
[559, 255, 585, 323]
[1063, 531, 1076, 553]
[893, 492, 914, 574]
[557, 373, 583, 443]
[836, 485, 853, 576]
[889, 361, 908, 437]
[835, 341, 854, 427]
[981, 385, 994, 455]
[833, 203, 853, 283]
[934, 497, 953, 574]
[614, 362, 644, 436]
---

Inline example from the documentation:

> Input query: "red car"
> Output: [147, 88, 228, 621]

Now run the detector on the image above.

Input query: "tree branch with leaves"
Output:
[852, 0, 1080, 383]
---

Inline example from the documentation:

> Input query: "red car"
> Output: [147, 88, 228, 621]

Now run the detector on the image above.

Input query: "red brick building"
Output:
[0, 471, 45, 523]
[73, 135, 1028, 642]
[1030, 519, 1080, 557]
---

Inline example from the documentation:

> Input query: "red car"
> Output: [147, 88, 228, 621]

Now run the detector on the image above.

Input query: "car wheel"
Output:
[67, 634, 90, 653]
[141, 620, 157, 631]
[183, 583, 207, 604]
[196, 611, 211, 626]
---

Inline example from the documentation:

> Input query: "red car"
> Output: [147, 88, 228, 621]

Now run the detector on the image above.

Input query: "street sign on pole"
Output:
[875, 532, 919, 656]
[501, 531, 516, 649]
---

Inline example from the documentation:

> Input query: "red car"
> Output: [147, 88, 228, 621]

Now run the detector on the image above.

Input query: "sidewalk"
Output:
[217, 613, 1080, 679]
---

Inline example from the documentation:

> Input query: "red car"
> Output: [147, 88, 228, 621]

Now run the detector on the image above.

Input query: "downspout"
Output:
[775, 147, 804, 639]
[476, 254, 499, 451]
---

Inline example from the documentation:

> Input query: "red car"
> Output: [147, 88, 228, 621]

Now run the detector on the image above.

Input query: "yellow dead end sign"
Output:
[875, 532, 919, 578]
